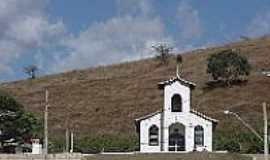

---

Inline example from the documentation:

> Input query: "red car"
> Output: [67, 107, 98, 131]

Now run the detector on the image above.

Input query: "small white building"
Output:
[262, 71, 270, 77]
[31, 139, 42, 154]
[135, 76, 218, 153]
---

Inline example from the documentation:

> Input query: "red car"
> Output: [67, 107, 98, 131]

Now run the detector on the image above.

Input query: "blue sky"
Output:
[1, 0, 270, 81]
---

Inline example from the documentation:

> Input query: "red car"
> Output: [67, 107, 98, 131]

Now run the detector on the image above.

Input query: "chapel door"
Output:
[168, 123, 185, 151]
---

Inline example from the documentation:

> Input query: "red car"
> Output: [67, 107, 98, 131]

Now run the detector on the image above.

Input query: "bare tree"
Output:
[152, 43, 173, 65]
[240, 36, 250, 41]
[23, 65, 38, 79]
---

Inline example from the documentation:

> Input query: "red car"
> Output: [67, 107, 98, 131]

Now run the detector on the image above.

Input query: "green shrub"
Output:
[74, 135, 138, 154]
[214, 134, 240, 152]
[0, 90, 42, 148]
[207, 49, 251, 86]
[102, 135, 138, 152]
[214, 131, 264, 153]
[74, 136, 103, 154]
[237, 133, 263, 153]
[48, 137, 65, 153]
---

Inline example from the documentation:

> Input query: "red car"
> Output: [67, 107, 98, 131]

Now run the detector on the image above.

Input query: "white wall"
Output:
[164, 82, 191, 113]
[139, 112, 213, 152]
[161, 113, 213, 152]
[140, 113, 161, 153]
[139, 80, 214, 153]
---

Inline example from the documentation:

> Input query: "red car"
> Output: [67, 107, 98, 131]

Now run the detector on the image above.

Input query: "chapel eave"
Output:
[158, 76, 196, 90]
[135, 110, 162, 123]
[135, 109, 218, 124]
[190, 109, 219, 124]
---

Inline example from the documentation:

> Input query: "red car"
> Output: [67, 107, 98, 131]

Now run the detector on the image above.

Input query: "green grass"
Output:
[83, 153, 251, 160]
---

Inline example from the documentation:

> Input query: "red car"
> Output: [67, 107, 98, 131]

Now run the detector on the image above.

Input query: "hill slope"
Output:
[1, 37, 270, 140]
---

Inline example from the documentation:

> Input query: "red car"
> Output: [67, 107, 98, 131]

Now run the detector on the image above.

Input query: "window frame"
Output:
[194, 125, 204, 146]
[171, 94, 182, 112]
[148, 125, 159, 146]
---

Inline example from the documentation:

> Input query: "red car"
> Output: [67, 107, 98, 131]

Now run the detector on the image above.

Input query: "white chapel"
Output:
[135, 75, 218, 153]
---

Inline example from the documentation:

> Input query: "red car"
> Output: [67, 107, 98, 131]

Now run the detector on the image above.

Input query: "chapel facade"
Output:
[135, 76, 218, 152]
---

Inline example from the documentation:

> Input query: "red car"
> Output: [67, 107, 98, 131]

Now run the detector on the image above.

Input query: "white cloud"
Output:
[50, 0, 173, 72]
[175, 1, 202, 42]
[247, 11, 270, 37]
[0, 0, 205, 78]
[0, 0, 65, 74]
[50, 0, 205, 72]
[52, 15, 171, 72]
[116, 0, 154, 17]
[7, 16, 64, 48]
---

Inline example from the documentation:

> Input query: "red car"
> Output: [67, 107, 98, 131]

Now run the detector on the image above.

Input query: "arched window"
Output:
[194, 125, 204, 146]
[149, 125, 159, 146]
[171, 94, 182, 112]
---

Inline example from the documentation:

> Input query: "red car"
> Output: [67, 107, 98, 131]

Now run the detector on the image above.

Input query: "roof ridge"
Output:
[135, 110, 162, 122]
[191, 109, 219, 123]
[158, 76, 196, 89]
[135, 109, 218, 124]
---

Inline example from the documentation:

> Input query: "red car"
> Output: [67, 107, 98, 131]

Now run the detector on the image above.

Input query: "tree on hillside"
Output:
[23, 65, 38, 79]
[0, 91, 41, 149]
[153, 43, 173, 65]
[206, 49, 251, 86]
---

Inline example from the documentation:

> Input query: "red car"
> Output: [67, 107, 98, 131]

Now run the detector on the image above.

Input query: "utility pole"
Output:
[70, 131, 74, 153]
[263, 102, 268, 160]
[65, 128, 69, 153]
[44, 89, 49, 155]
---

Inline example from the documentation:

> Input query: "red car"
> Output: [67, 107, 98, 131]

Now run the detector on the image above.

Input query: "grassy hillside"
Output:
[1, 37, 270, 150]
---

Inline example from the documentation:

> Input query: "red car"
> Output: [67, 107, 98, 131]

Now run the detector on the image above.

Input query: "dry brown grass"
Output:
[1, 37, 270, 138]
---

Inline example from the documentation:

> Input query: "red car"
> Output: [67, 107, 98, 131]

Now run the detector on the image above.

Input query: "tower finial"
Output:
[176, 54, 183, 78]
[176, 63, 179, 77]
